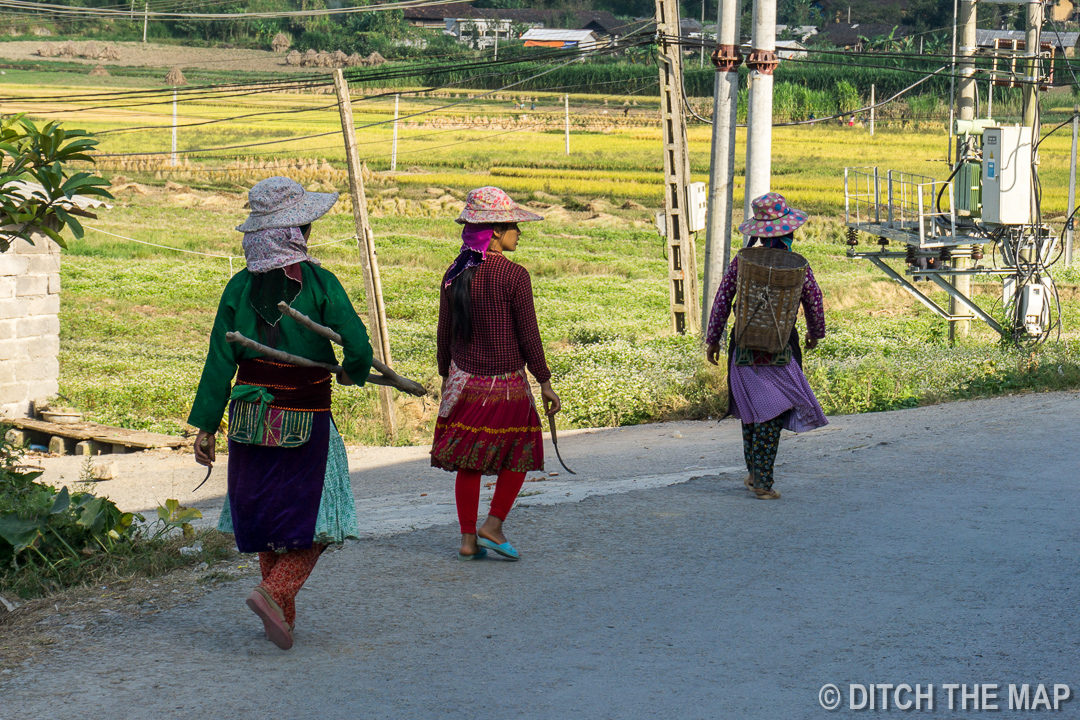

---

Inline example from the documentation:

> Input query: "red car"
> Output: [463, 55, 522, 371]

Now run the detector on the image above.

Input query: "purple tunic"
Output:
[226, 408, 330, 553]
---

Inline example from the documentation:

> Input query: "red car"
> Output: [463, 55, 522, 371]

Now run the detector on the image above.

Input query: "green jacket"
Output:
[187, 263, 374, 433]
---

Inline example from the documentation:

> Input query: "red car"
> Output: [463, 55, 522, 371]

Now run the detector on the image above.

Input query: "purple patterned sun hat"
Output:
[455, 186, 543, 225]
[236, 176, 339, 233]
[737, 192, 808, 238]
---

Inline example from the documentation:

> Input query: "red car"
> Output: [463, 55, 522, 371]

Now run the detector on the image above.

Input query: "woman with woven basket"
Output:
[431, 186, 561, 560]
[705, 193, 828, 499]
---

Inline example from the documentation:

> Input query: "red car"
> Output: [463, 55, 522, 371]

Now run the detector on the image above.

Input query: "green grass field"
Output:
[2, 74, 1077, 445]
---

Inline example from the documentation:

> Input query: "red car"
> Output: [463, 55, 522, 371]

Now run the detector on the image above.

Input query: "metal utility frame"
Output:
[844, 0, 1065, 344]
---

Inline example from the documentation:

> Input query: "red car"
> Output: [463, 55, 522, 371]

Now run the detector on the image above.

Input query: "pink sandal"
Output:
[246, 586, 294, 650]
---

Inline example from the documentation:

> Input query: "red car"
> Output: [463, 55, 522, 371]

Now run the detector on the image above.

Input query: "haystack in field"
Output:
[36, 44, 58, 57]
[272, 32, 290, 53]
[365, 51, 386, 66]
[89, 65, 109, 77]
[59, 40, 77, 57]
[80, 41, 99, 59]
[285, 49, 301, 65]
[330, 50, 347, 66]
[315, 51, 332, 67]
[301, 48, 318, 67]
[345, 53, 363, 67]
[101, 45, 119, 60]
[165, 67, 187, 85]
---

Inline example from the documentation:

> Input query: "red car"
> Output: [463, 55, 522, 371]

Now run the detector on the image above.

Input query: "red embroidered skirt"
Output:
[430, 369, 544, 475]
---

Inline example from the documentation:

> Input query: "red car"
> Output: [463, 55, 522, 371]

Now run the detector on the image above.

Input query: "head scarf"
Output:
[444, 224, 494, 288]
[750, 234, 793, 251]
[242, 226, 320, 274]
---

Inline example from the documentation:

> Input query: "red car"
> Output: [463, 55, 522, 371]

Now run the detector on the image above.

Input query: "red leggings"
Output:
[257, 544, 326, 626]
[455, 469, 527, 534]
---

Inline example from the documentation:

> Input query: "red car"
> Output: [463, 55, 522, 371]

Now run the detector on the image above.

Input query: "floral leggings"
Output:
[741, 416, 786, 490]
[258, 544, 326, 626]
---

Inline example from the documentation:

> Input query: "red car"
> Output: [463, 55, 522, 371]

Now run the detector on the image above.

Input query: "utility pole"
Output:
[171, 89, 177, 167]
[950, 0, 977, 342]
[391, 94, 399, 172]
[743, 0, 778, 235]
[1022, 0, 1042, 129]
[700, 0, 706, 68]
[564, 93, 570, 155]
[143, 1, 148, 43]
[655, 0, 699, 333]
[333, 69, 398, 441]
[702, 0, 742, 335]
[869, 84, 875, 135]
[1068, 104, 1077, 265]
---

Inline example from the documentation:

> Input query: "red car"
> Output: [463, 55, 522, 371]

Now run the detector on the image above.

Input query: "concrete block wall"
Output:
[0, 230, 62, 418]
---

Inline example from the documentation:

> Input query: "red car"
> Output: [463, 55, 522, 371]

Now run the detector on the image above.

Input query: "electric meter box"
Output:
[686, 182, 708, 232]
[981, 126, 1033, 225]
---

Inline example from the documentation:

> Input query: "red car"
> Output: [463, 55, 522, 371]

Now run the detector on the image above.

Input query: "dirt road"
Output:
[3, 391, 1079, 718]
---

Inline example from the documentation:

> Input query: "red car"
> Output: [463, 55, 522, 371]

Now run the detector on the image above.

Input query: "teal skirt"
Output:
[218, 420, 360, 547]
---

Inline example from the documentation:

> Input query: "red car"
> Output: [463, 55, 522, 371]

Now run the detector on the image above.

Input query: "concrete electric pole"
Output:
[701, 0, 742, 335]
[950, 0, 977, 342]
[743, 0, 778, 238]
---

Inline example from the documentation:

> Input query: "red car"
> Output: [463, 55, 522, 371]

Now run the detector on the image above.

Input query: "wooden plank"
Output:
[3, 417, 186, 449]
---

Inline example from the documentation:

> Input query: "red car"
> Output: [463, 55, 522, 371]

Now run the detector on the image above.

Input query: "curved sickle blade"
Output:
[547, 414, 577, 475]
[192, 465, 212, 493]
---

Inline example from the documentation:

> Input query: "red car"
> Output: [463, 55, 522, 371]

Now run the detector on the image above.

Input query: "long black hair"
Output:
[448, 223, 511, 344]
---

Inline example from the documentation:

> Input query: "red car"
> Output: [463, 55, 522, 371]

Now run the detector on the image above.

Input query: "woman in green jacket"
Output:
[188, 177, 373, 650]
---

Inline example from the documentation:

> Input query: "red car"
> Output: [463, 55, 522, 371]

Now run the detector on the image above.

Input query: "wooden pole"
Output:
[564, 93, 570, 155]
[869, 83, 875, 136]
[333, 69, 398, 440]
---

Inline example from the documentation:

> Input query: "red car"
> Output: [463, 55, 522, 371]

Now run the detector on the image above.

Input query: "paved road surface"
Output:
[3, 392, 1079, 718]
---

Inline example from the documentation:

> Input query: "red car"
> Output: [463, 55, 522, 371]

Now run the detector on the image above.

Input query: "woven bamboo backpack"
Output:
[732, 246, 809, 354]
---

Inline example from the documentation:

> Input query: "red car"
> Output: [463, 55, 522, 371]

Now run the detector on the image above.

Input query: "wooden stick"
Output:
[276, 302, 427, 397]
[334, 68, 398, 438]
[225, 331, 427, 396]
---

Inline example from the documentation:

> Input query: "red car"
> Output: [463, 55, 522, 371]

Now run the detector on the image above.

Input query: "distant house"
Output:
[1051, 0, 1074, 23]
[445, 17, 516, 50]
[521, 29, 602, 51]
[405, 6, 627, 42]
[738, 40, 806, 62]
[976, 28, 1079, 58]
[776, 40, 808, 59]
[821, 22, 913, 50]
[776, 24, 819, 42]
[403, 2, 480, 29]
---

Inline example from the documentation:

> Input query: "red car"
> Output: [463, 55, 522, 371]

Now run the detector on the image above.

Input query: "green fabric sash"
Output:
[229, 384, 275, 443]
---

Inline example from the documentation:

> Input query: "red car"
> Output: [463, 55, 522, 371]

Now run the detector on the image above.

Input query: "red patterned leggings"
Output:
[455, 469, 527, 534]
[258, 544, 326, 626]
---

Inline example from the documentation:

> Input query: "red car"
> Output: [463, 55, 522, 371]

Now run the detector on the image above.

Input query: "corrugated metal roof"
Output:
[976, 28, 1080, 48]
[520, 29, 598, 42]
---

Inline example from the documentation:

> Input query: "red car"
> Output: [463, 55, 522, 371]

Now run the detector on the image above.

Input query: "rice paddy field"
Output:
[3, 69, 1080, 445]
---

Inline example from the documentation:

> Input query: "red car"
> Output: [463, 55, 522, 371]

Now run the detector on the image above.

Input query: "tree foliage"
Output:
[0, 117, 112, 252]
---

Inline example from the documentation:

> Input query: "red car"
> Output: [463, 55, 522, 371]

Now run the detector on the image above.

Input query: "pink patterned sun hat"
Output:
[737, 192, 808, 238]
[455, 186, 543, 225]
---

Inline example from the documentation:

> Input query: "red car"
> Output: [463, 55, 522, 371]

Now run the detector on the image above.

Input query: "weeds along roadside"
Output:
[0, 440, 235, 600]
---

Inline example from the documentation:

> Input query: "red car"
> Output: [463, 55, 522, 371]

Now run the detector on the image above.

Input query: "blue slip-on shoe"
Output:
[477, 537, 520, 561]
[457, 548, 488, 561]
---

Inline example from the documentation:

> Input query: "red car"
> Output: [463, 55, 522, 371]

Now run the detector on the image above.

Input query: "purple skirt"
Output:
[728, 356, 828, 433]
[226, 407, 330, 553]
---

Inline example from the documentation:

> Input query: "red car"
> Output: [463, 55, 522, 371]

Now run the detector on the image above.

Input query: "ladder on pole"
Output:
[655, 0, 700, 335]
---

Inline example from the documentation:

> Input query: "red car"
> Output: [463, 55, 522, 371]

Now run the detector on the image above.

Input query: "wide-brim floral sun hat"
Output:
[236, 176, 339, 233]
[455, 186, 543, 225]
[737, 192, 808, 238]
